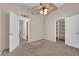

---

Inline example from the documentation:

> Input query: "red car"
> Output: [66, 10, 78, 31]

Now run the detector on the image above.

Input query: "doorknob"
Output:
[10, 33, 13, 35]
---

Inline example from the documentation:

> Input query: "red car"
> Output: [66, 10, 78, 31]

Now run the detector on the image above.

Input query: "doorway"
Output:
[19, 16, 29, 45]
[56, 19, 65, 43]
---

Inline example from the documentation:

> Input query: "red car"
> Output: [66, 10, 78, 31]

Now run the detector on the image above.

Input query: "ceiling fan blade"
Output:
[40, 3, 49, 7]
[32, 5, 42, 12]
[32, 9, 40, 14]
[32, 6, 43, 14]
[48, 4, 57, 13]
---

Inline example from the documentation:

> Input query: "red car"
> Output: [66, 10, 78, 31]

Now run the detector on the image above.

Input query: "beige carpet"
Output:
[2, 39, 79, 56]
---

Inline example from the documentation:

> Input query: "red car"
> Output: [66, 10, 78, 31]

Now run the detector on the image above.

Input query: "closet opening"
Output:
[56, 19, 65, 43]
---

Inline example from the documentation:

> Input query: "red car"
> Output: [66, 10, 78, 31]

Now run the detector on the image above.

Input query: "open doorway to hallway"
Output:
[56, 19, 65, 43]
[19, 16, 29, 45]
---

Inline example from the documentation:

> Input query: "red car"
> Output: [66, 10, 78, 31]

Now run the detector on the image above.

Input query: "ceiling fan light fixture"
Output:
[32, 3, 57, 15]
[44, 8, 48, 15]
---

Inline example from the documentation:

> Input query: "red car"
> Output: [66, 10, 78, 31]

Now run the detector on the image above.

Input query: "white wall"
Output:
[29, 14, 44, 42]
[0, 3, 44, 51]
[45, 3, 79, 42]
[0, 10, 2, 54]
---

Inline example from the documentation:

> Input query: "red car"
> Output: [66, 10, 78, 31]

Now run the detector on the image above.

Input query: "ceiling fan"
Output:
[32, 3, 57, 15]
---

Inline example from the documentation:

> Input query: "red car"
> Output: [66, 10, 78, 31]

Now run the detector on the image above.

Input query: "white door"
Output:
[65, 15, 79, 48]
[9, 12, 19, 52]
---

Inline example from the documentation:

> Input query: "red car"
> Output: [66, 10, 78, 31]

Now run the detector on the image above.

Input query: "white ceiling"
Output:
[23, 3, 40, 8]
[54, 3, 65, 7]
[23, 3, 65, 8]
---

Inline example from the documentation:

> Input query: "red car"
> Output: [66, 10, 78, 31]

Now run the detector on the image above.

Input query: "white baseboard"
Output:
[45, 39, 56, 42]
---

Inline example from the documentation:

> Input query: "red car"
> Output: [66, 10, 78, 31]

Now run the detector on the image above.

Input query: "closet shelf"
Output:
[56, 19, 65, 40]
